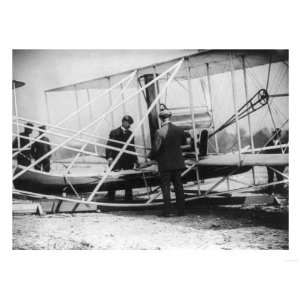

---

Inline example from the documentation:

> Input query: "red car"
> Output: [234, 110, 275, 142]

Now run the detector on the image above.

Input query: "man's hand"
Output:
[181, 144, 192, 150]
[107, 157, 113, 167]
[138, 158, 154, 169]
[146, 152, 152, 160]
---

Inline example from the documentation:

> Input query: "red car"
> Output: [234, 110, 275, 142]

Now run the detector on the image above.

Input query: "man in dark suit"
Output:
[149, 109, 187, 217]
[12, 122, 34, 167]
[31, 125, 52, 172]
[105, 115, 138, 201]
[265, 128, 285, 194]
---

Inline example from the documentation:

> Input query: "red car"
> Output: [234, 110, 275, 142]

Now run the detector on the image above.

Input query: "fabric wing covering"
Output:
[45, 50, 288, 92]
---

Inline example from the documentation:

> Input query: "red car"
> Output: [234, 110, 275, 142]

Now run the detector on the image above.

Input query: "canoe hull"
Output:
[13, 164, 252, 195]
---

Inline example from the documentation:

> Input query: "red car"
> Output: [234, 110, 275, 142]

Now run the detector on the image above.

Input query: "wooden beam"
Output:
[186, 58, 201, 195]
[136, 71, 148, 160]
[15, 115, 149, 151]
[13, 203, 44, 215]
[13, 62, 182, 181]
[13, 82, 20, 149]
[65, 71, 146, 174]
[230, 52, 242, 164]
[206, 63, 219, 153]
[86, 59, 184, 202]
[13, 71, 137, 161]
[12, 131, 100, 158]
[108, 77, 115, 127]
[13, 121, 147, 158]
[44, 92, 51, 126]
[241, 56, 256, 185]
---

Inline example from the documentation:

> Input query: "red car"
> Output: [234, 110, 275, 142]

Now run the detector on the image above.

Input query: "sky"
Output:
[12, 50, 197, 121]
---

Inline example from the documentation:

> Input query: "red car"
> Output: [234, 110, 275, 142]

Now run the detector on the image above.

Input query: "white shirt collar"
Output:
[161, 120, 171, 127]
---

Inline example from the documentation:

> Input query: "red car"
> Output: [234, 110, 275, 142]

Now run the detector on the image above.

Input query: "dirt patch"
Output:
[12, 206, 288, 250]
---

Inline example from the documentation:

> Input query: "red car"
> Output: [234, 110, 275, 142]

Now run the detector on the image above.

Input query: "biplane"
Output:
[12, 50, 289, 212]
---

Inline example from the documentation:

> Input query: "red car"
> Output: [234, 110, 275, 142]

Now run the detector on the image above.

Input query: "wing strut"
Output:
[86, 59, 184, 203]
[209, 88, 270, 138]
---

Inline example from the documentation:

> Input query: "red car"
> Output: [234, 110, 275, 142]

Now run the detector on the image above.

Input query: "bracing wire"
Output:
[266, 55, 272, 91]
[244, 58, 266, 90]
[271, 65, 288, 96]
[271, 101, 288, 120]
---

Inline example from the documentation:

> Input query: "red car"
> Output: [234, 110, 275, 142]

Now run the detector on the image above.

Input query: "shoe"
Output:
[124, 197, 133, 202]
[159, 212, 170, 217]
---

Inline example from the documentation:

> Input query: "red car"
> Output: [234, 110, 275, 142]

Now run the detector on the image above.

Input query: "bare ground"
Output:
[12, 205, 288, 250]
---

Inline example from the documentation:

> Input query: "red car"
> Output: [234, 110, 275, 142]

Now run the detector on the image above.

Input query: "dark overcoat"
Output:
[106, 127, 138, 170]
[12, 132, 32, 166]
[149, 123, 186, 172]
[31, 136, 51, 160]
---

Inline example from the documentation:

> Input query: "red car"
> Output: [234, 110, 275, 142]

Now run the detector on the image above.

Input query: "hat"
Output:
[272, 128, 281, 135]
[122, 115, 134, 124]
[159, 109, 172, 119]
[184, 131, 192, 138]
[25, 122, 33, 131]
[160, 103, 168, 111]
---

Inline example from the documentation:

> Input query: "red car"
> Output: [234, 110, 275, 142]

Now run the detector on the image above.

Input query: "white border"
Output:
[1, 1, 299, 299]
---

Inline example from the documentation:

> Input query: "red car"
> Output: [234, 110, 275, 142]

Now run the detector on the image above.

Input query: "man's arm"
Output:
[31, 142, 37, 159]
[148, 131, 162, 160]
[181, 144, 192, 150]
[130, 136, 138, 165]
[12, 137, 18, 151]
[180, 130, 190, 150]
[106, 130, 115, 160]
[45, 137, 52, 158]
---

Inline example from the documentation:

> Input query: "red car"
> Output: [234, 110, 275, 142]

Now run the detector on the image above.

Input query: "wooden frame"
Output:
[13, 71, 137, 160]
[12, 50, 289, 211]
[86, 59, 183, 202]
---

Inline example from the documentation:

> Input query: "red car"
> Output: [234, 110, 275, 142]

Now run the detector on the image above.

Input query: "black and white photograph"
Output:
[2, 1, 299, 299]
[12, 49, 289, 250]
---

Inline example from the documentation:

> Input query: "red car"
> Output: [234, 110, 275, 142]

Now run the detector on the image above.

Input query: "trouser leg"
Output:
[274, 166, 285, 192]
[274, 166, 284, 181]
[17, 156, 31, 167]
[42, 159, 51, 172]
[34, 163, 42, 171]
[267, 167, 274, 193]
[107, 190, 115, 201]
[267, 167, 274, 183]
[171, 170, 185, 215]
[160, 172, 171, 216]
[124, 184, 133, 201]
[123, 167, 133, 201]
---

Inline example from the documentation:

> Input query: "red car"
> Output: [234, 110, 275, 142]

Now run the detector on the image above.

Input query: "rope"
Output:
[266, 55, 272, 91]
[141, 169, 151, 199]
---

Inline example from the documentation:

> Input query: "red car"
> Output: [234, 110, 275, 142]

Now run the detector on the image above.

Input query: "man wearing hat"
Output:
[12, 122, 34, 167]
[265, 128, 285, 193]
[31, 125, 52, 172]
[148, 108, 187, 217]
[105, 115, 138, 201]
